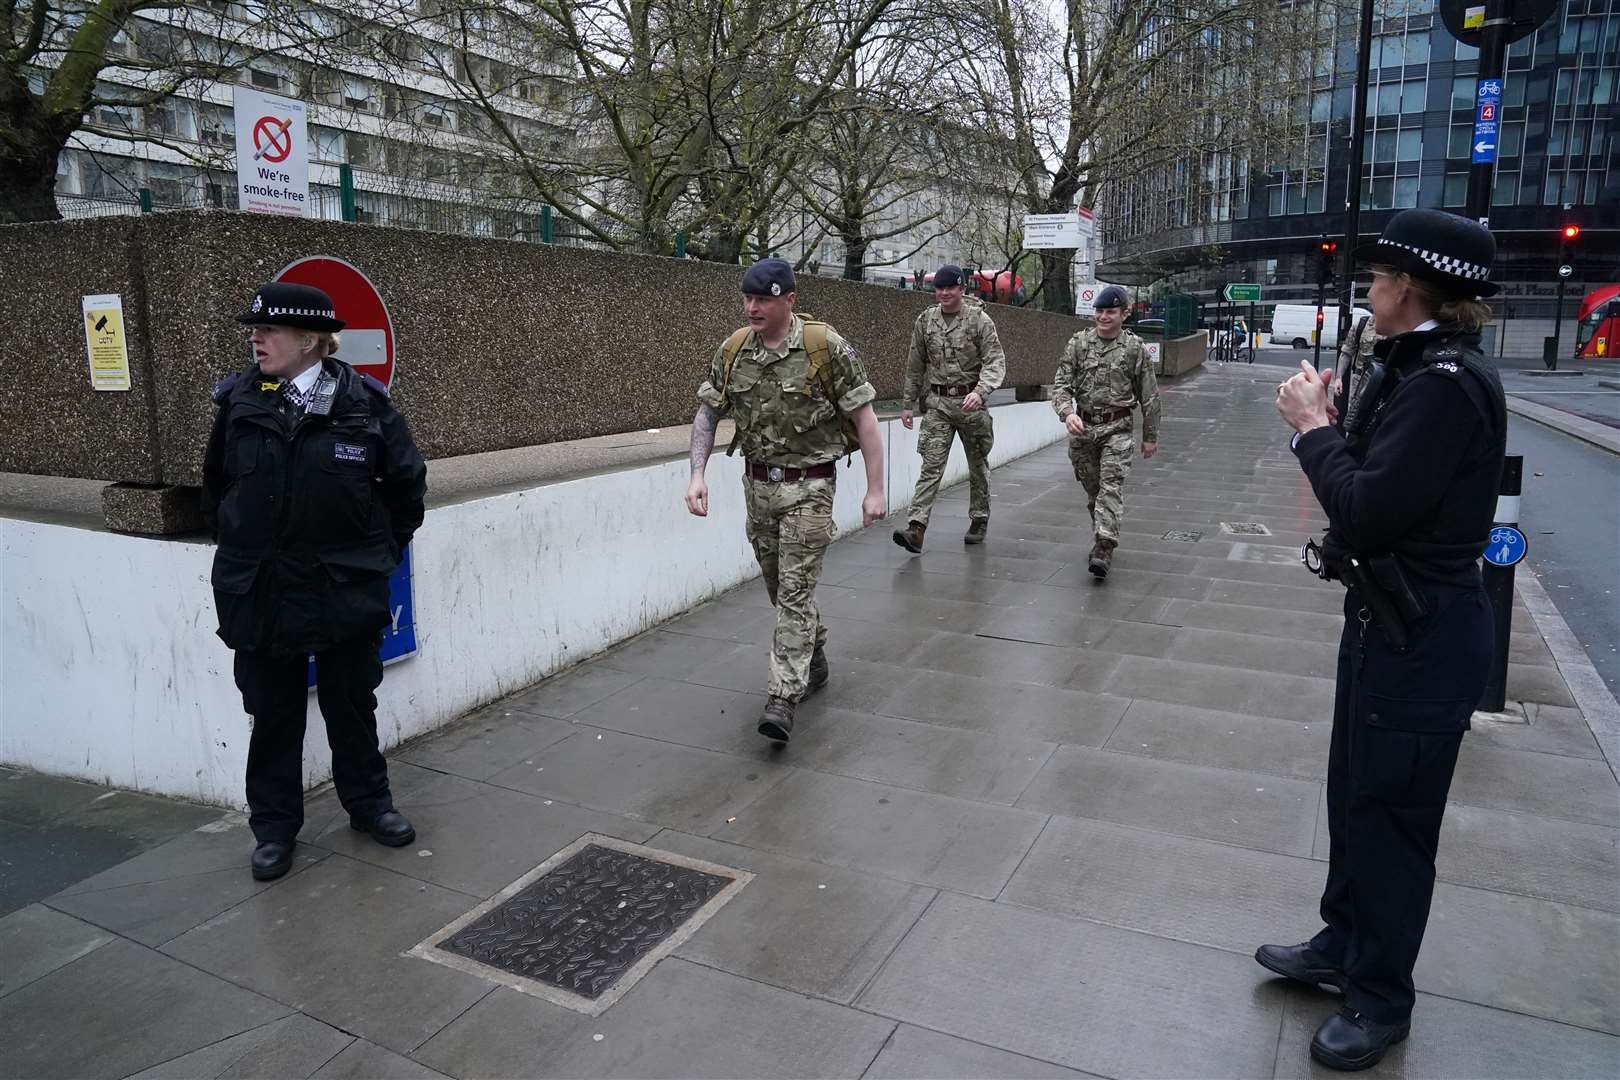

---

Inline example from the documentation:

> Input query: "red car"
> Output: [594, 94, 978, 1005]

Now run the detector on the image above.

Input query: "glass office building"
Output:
[1097, 0, 1618, 329]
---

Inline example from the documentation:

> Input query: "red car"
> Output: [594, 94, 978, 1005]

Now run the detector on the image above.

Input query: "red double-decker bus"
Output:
[1575, 285, 1620, 360]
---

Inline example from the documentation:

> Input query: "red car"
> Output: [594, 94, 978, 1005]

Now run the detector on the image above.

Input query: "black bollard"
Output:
[1479, 454, 1523, 713]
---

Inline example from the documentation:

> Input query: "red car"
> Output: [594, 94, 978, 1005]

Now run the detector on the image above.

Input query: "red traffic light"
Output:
[1315, 309, 1325, 324]
[1561, 224, 1580, 241]
[1319, 240, 1339, 253]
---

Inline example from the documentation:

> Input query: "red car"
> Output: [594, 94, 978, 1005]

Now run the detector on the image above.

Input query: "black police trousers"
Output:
[1310, 581, 1492, 1023]
[233, 635, 395, 844]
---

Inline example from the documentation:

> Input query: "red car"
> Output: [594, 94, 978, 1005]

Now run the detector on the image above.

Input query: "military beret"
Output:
[933, 264, 963, 289]
[741, 258, 796, 297]
[1094, 285, 1129, 310]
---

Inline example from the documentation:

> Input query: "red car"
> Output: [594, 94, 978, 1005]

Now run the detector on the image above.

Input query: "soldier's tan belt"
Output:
[931, 383, 974, 397]
[1081, 406, 1133, 424]
[746, 461, 836, 482]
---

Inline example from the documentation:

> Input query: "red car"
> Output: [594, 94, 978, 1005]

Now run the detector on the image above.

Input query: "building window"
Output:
[1394, 176, 1419, 207]
[1504, 77, 1526, 107]
[1398, 129, 1421, 160]
[1448, 124, 1471, 158]
[249, 68, 281, 91]
[1451, 76, 1474, 109]
[1544, 171, 1564, 205]
[1493, 174, 1518, 204]
[1401, 80, 1426, 113]
[1501, 122, 1524, 157]
[1443, 173, 1467, 206]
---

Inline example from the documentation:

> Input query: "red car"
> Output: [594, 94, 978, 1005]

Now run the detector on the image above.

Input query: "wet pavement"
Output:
[2, 362, 1616, 1079]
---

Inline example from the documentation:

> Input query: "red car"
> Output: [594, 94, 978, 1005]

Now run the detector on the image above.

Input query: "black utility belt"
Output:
[1302, 541, 1429, 652]
[931, 383, 975, 396]
[746, 461, 836, 482]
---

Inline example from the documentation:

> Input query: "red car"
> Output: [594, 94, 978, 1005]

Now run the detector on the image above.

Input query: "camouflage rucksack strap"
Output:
[801, 320, 861, 458]
[717, 327, 750, 456]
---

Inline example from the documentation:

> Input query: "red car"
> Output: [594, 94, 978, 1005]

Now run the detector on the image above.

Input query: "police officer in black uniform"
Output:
[203, 282, 427, 881]
[1259, 209, 1507, 1071]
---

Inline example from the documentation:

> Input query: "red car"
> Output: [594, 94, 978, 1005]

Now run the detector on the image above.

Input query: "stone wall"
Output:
[0, 211, 1088, 487]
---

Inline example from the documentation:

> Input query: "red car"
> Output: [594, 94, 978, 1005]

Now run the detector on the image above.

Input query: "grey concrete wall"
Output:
[0, 211, 1087, 487]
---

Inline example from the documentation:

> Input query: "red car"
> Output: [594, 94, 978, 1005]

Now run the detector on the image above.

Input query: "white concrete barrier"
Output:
[0, 404, 1065, 805]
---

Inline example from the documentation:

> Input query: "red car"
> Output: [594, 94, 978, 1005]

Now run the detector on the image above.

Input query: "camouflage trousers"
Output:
[743, 474, 835, 700]
[907, 397, 995, 527]
[1067, 417, 1135, 544]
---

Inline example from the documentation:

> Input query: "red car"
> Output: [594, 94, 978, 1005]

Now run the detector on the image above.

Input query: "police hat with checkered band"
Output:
[1353, 208, 1499, 299]
[236, 281, 346, 331]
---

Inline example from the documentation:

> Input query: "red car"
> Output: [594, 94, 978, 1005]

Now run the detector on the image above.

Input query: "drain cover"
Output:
[1220, 521, 1272, 535]
[1162, 529, 1203, 542]
[411, 835, 750, 1014]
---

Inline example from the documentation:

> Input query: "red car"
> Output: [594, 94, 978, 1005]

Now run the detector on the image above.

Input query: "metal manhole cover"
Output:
[1162, 529, 1203, 542]
[1220, 522, 1272, 535]
[410, 834, 751, 1015]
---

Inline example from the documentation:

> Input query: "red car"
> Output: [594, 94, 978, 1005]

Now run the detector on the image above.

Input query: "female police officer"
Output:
[1260, 209, 1506, 1071]
[203, 282, 427, 881]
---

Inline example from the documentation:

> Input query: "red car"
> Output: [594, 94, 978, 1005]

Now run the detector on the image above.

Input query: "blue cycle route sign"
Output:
[1471, 78, 1502, 165]
[1483, 525, 1526, 568]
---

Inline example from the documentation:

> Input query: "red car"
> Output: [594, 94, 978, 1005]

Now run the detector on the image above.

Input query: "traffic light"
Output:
[1560, 224, 1580, 242]
[1316, 237, 1339, 286]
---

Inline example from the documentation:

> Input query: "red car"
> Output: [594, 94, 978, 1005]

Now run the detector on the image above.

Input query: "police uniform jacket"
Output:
[1293, 325, 1506, 587]
[202, 358, 427, 654]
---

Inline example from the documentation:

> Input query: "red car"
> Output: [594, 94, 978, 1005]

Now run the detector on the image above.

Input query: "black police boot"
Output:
[963, 519, 988, 545]
[1310, 1007, 1410, 1071]
[1254, 941, 1347, 994]
[758, 696, 796, 742]
[251, 839, 295, 881]
[805, 647, 829, 697]
[892, 522, 926, 553]
[350, 809, 416, 847]
[1088, 538, 1116, 579]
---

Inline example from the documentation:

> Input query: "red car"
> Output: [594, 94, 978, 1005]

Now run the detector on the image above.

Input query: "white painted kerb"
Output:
[1, 404, 1066, 805]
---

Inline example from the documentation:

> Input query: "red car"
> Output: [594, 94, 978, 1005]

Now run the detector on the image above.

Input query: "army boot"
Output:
[963, 519, 989, 545]
[1088, 537, 1117, 580]
[805, 646, 829, 697]
[892, 522, 926, 553]
[757, 695, 796, 742]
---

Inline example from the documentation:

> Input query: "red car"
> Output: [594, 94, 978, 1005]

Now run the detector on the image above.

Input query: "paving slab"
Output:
[1104, 699, 1331, 781]
[126, 1014, 354, 1080]
[857, 893, 1289, 1079]
[310, 1038, 453, 1079]
[714, 769, 1047, 898]
[487, 728, 789, 834]
[415, 959, 894, 1078]
[396, 708, 579, 781]
[0, 902, 114, 998]
[1450, 742, 1620, 826]
[1095, 654, 1336, 723]
[654, 831, 934, 1003]
[565, 675, 792, 760]
[311, 770, 661, 898]
[161, 854, 496, 1055]
[876, 669, 1130, 747]
[1016, 746, 1321, 857]
[0, 937, 291, 1080]
[1435, 801, 1620, 913]
[1466, 702, 1605, 759]
[499, 661, 647, 718]
[862, 1025, 1099, 1079]
[0, 816, 146, 917]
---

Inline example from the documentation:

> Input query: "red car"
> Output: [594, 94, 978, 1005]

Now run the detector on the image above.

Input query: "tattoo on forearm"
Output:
[690, 404, 719, 474]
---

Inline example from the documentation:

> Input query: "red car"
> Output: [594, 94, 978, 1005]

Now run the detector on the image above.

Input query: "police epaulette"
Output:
[359, 373, 391, 398]
[211, 372, 241, 403]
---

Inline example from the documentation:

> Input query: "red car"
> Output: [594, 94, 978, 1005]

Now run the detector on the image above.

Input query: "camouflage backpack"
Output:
[717, 317, 860, 457]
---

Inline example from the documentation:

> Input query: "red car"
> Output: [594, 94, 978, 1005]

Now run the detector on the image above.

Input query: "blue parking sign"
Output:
[307, 543, 419, 686]
[1483, 526, 1526, 568]
[1471, 79, 1502, 164]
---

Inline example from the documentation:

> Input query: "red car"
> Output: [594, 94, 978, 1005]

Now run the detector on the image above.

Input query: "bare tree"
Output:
[944, 0, 1306, 312]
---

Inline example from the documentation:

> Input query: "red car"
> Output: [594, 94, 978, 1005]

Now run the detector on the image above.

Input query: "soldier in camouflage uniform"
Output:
[686, 259, 886, 743]
[1051, 285, 1162, 579]
[1332, 312, 1380, 431]
[893, 264, 1007, 553]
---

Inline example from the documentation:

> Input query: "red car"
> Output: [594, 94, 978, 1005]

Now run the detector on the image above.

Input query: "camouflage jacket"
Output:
[902, 299, 1007, 411]
[1051, 328, 1161, 443]
[1333, 314, 1381, 426]
[697, 314, 876, 468]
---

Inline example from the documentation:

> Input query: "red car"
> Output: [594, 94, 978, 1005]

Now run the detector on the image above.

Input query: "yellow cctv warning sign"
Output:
[82, 293, 131, 391]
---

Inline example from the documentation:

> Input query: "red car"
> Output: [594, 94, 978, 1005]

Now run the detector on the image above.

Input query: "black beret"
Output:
[741, 258, 796, 297]
[236, 282, 345, 331]
[1094, 285, 1129, 309]
[933, 264, 963, 289]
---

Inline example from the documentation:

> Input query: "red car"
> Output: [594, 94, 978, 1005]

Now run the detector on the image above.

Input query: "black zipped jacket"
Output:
[1293, 326, 1506, 586]
[201, 358, 427, 653]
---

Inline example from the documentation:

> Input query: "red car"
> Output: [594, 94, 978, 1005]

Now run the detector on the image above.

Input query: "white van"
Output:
[1271, 304, 1372, 349]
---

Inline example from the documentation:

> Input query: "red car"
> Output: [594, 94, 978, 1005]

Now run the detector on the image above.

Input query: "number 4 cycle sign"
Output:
[233, 87, 309, 216]
[1471, 78, 1502, 165]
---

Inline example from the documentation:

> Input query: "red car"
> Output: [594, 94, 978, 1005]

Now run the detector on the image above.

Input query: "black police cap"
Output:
[1353, 208, 1499, 298]
[236, 282, 345, 331]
